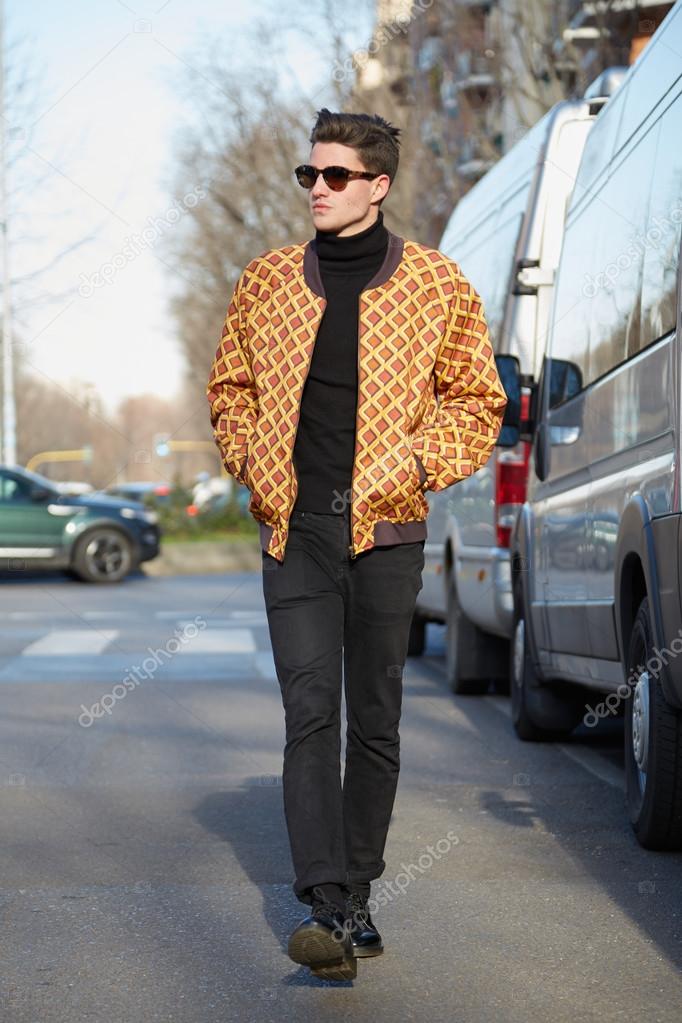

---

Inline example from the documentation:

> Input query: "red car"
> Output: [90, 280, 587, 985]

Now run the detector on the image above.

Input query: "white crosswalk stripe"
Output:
[0, 609, 269, 624]
[21, 630, 119, 656]
[0, 623, 272, 683]
[173, 628, 256, 654]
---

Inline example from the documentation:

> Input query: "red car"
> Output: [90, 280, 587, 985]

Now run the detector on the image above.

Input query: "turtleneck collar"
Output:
[314, 209, 389, 272]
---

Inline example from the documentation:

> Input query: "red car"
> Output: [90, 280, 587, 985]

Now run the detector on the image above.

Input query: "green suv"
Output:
[0, 465, 161, 583]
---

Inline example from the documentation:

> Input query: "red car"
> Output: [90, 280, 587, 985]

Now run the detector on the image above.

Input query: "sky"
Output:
[7, 0, 373, 418]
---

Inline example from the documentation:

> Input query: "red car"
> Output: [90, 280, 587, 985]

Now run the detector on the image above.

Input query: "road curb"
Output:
[142, 538, 262, 575]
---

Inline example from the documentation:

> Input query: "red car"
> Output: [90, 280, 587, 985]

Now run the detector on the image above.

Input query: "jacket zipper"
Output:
[348, 297, 362, 560]
[289, 301, 325, 526]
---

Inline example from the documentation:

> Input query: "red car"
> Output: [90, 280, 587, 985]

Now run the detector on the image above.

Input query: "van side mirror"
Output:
[548, 359, 582, 409]
[547, 358, 583, 445]
[495, 354, 522, 447]
[534, 356, 584, 481]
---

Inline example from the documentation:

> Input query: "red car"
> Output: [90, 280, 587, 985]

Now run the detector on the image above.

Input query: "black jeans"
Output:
[262, 505, 425, 906]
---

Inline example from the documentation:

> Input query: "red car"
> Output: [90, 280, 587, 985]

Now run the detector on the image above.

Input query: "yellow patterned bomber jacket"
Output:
[206, 228, 508, 563]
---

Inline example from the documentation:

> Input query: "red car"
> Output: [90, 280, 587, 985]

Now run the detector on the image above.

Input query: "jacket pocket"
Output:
[243, 423, 281, 524]
[363, 437, 424, 514]
[243, 446, 253, 490]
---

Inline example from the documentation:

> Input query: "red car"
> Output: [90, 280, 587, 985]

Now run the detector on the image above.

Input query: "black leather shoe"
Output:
[287, 898, 357, 980]
[345, 890, 384, 958]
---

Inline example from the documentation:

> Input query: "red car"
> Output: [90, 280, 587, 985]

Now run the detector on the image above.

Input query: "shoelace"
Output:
[346, 891, 369, 923]
[311, 898, 344, 923]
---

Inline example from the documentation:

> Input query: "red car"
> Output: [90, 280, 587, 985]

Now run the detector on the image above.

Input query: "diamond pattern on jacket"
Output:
[207, 240, 507, 562]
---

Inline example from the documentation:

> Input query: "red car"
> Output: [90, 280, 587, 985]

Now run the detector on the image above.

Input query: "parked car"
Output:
[188, 474, 251, 518]
[410, 65, 627, 694]
[189, 474, 233, 514]
[507, 0, 682, 849]
[0, 464, 160, 582]
[103, 481, 173, 506]
[55, 481, 95, 496]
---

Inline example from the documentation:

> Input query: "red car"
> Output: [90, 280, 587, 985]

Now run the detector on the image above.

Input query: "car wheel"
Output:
[71, 527, 134, 583]
[511, 578, 583, 740]
[624, 596, 682, 850]
[446, 573, 490, 695]
[407, 613, 426, 657]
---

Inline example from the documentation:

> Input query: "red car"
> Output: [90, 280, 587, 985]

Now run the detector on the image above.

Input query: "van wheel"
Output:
[408, 613, 426, 657]
[511, 579, 583, 740]
[446, 574, 490, 695]
[624, 596, 682, 850]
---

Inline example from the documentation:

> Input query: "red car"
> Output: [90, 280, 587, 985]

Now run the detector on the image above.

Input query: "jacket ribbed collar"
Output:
[303, 219, 405, 299]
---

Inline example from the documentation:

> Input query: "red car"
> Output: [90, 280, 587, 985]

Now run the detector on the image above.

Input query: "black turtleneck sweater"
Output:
[292, 211, 389, 515]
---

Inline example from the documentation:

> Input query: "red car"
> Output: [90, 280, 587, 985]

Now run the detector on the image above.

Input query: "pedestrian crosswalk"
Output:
[0, 609, 270, 623]
[0, 611, 276, 683]
[171, 628, 257, 654]
[21, 630, 119, 656]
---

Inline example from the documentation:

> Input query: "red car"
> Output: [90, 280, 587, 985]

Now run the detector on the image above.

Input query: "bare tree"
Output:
[2, 25, 128, 468]
[159, 5, 375, 408]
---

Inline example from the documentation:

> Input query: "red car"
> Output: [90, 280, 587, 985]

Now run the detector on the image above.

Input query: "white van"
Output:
[505, 0, 682, 849]
[410, 69, 626, 695]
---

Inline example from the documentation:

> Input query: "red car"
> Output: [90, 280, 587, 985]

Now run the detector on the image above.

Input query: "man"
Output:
[207, 108, 507, 981]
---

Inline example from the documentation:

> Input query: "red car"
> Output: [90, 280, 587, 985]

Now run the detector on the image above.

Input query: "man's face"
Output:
[304, 141, 390, 236]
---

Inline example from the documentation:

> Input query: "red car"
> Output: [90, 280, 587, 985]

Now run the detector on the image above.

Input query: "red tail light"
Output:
[495, 389, 531, 548]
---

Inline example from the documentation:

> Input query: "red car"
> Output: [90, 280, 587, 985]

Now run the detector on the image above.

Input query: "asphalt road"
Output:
[1, 567, 681, 1022]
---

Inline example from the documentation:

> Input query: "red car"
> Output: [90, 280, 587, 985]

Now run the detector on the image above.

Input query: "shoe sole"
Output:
[352, 943, 384, 958]
[310, 958, 358, 981]
[288, 924, 357, 980]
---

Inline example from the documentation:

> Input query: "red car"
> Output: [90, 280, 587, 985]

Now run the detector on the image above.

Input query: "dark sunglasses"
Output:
[294, 164, 378, 192]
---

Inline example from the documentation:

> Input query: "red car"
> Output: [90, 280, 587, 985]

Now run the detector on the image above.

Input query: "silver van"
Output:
[411, 70, 626, 696]
[505, 0, 682, 850]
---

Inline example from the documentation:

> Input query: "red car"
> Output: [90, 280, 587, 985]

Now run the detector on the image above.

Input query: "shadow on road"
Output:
[193, 782, 356, 987]
[411, 630, 682, 977]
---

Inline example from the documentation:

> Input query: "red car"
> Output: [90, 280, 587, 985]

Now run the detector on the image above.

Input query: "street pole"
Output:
[0, 0, 16, 467]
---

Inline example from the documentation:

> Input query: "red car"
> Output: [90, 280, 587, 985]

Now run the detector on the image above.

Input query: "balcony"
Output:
[562, 0, 674, 46]
[452, 51, 497, 94]
[456, 136, 497, 180]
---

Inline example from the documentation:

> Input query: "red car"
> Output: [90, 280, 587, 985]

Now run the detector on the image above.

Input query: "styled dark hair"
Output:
[309, 109, 401, 195]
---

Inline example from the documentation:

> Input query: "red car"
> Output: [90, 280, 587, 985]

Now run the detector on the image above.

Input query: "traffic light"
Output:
[154, 432, 171, 457]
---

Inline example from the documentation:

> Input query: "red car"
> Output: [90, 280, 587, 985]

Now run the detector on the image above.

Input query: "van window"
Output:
[549, 116, 661, 397]
[450, 210, 523, 350]
[572, 81, 625, 204]
[613, 3, 682, 156]
[640, 88, 682, 345]
[470, 212, 521, 347]
[545, 198, 594, 391]
[588, 119, 658, 380]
